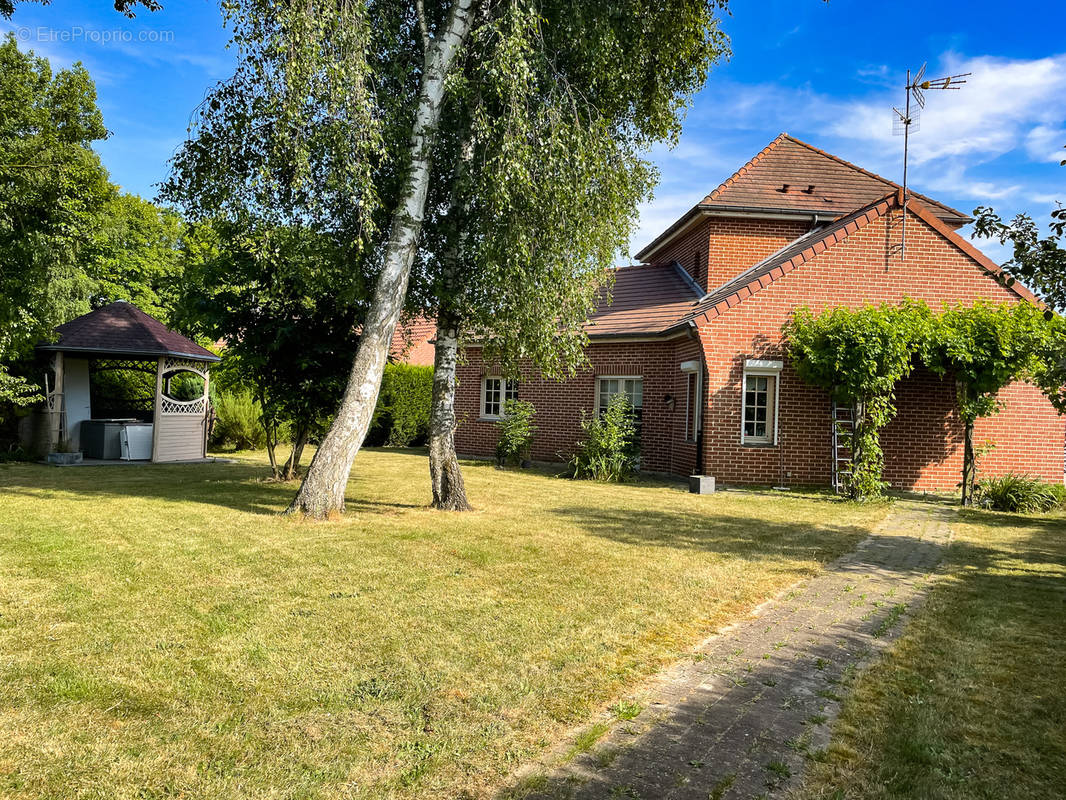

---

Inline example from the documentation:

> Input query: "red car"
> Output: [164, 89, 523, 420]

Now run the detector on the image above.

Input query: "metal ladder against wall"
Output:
[831, 401, 855, 494]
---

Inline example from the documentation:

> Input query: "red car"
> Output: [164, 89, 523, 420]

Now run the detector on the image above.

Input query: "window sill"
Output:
[478, 416, 502, 422]
[741, 441, 777, 448]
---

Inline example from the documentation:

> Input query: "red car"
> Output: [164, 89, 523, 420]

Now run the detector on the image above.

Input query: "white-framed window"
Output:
[481, 377, 518, 419]
[597, 376, 643, 420]
[741, 359, 782, 445]
[681, 359, 701, 442]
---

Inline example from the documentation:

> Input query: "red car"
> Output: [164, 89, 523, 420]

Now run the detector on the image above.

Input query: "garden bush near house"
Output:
[495, 398, 536, 466]
[570, 394, 640, 482]
[367, 363, 433, 447]
[974, 472, 1066, 513]
[210, 388, 266, 450]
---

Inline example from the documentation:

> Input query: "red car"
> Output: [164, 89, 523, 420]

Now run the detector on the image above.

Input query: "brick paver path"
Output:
[522, 501, 952, 800]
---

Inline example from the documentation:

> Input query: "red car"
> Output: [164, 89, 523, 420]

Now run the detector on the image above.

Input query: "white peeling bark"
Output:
[288, 0, 476, 518]
[428, 318, 470, 510]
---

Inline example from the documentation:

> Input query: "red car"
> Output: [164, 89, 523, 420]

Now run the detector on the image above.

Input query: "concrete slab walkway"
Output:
[520, 501, 952, 800]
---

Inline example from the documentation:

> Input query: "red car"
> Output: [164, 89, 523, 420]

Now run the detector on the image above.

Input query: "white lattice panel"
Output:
[162, 357, 209, 378]
[160, 397, 207, 415]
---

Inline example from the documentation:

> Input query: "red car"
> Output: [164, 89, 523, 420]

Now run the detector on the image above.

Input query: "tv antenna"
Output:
[892, 64, 970, 258]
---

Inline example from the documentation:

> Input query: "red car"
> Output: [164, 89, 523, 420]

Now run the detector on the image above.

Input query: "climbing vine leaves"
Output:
[785, 300, 1055, 503]
[785, 302, 930, 500]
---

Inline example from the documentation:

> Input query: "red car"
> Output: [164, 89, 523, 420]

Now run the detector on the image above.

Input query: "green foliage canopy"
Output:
[784, 302, 930, 498]
[85, 193, 184, 322]
[175, 220, 365, 465]
[974, 144, 1065, 313]
[419, 0, 729, 379]
[0, 34, 112, 405]
[922, 301, 1047, 424]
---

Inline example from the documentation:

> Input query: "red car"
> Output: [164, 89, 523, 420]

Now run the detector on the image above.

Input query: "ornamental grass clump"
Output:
[570, 394, 640, 482]
[974, 472, 1066, 513]
[495, 399, 536, 467]
[211, 389, 266, 450]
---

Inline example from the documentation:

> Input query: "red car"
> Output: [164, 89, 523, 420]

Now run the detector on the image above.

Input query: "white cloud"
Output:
[830, 54, 1066, 167]
[1025, 124, 1066, 163]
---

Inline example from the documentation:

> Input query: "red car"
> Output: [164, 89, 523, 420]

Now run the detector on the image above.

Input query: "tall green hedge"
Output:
[367, 363, 434, 447]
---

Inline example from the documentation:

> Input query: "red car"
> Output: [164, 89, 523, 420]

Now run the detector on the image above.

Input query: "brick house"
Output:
[449, 133, 1064, 490]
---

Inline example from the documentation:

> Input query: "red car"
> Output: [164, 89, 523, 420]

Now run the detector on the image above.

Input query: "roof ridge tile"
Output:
[703, 132, 789, 204]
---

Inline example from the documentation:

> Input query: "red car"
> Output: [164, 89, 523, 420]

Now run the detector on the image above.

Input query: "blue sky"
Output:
[4, 0, 1065, 264]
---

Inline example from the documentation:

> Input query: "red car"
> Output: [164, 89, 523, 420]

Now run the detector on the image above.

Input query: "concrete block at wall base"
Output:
[47, 451, 83, 466]
[689, 475, 716, 494]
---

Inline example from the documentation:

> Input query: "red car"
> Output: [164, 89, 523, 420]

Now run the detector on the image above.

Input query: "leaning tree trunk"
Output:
[428, 315, 471, 511]
[287, 0, 476, 518]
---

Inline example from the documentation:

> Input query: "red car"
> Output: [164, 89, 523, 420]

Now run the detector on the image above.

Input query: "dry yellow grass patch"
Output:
[0, 449, 888, 799]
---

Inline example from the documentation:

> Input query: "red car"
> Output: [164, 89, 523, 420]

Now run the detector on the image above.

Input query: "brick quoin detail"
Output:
[453, 200, 1064, 491]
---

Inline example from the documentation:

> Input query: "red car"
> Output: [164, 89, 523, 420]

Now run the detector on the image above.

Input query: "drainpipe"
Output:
[687, 320, 706, 475]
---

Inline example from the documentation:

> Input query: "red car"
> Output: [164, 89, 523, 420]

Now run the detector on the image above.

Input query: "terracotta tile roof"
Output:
[38, 301, 219, 361]
[585, 262, 702, 337]
[637, 133, 971, 262]
[675, 191, 1038, 328]
[702, 133, 969, 223]
[389, 316, 437, 365]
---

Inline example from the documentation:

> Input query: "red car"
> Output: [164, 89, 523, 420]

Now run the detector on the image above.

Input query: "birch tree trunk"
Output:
[287, 0, 476, 518]
[428, 314, 471, 510]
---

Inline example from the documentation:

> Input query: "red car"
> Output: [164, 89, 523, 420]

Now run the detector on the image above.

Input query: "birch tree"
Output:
[167, 0, 726, 517]
[165, 0, 475, 516]
[417, 0, 729, 509]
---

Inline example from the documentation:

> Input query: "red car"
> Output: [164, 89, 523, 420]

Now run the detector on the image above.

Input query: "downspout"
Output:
[687, 320, 706, 475]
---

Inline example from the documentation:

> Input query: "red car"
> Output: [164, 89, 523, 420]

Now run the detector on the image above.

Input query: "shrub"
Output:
[211, 389, 266, 450]
[495, 399, 536, 466]
[368, 363, 433, 447]
[570, 394, 640, 482]
[974, 472, 1065, 513]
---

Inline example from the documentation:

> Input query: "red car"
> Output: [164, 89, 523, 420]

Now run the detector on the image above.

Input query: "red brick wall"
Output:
[696, 206, 1065, 489]
[455, 206, 1064, 490]
[653, 216, 809, 291]
[454, 337, 703, 475]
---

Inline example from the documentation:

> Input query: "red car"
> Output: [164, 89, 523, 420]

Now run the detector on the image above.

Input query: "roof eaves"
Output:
[634, 204, 706, 261]
[682, 193, 897, 326]
[36, 343, 221, 362]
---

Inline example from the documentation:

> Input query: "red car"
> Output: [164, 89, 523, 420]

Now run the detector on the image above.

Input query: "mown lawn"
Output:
[0, 449, 888, 799]
[797, 506, 1066, 800]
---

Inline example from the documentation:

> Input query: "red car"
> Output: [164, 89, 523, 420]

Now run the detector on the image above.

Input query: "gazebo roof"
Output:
[38, 301, 220, 362]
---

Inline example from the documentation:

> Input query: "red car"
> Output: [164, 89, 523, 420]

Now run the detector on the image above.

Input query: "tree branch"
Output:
[415, 0, 430, 51]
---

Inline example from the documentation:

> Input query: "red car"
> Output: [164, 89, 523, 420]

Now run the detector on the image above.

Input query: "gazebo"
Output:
[34, 301, 219, 462]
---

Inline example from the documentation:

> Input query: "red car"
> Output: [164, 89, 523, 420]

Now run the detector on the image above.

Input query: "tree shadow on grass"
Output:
[502, 509, 1066, 800]
[548, 503, 892, 566]
[0, 460, 423, 516]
